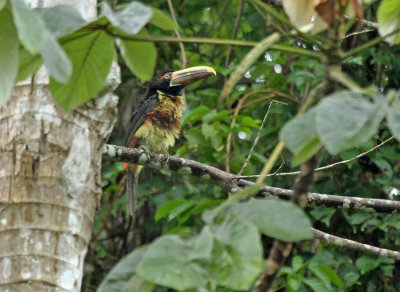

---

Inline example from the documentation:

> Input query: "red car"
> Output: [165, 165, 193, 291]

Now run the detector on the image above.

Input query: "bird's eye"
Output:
[164, 74, 170, 79]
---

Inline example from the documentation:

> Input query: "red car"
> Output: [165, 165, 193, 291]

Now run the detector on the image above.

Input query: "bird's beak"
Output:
[170, 66, 216, 87]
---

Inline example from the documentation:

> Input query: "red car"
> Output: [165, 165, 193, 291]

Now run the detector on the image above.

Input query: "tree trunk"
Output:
[0, 1, 119, 291]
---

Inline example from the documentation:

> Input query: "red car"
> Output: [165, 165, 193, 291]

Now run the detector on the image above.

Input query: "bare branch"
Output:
[103, 145, 400, 262]
[103, 144, 400, 214]
[313, 228, 400, 260]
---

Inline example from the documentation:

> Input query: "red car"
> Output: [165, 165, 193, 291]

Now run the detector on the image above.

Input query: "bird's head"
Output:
[148, 66, 216, 96]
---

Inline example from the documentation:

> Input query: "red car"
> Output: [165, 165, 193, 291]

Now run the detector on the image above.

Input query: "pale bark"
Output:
[0, 1, 119, 291]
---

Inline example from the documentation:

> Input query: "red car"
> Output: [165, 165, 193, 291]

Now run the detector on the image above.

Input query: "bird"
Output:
[124, 66, 216, 217]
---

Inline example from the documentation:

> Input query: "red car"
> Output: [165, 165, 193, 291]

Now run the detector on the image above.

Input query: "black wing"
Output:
[124, 93, 160, 147]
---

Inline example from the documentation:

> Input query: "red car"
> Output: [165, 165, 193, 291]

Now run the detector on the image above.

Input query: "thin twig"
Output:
[238, 100, 286, 176]
[167, 0, 187, 101]
[225, 92, 253, 173]
[254, 81, 327, 185]
[167, 0, 187, 68]
[237, 136, 396, 179]
[313, 228, 400, 260]
[345, 29, 375, 38]
[229, 89, 300, 113]
[225, 90, 297, 173]
[224, 0, 245, 69]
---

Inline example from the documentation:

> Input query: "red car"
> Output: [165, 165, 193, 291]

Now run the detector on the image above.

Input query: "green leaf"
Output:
[201, 123, 216, 139]
[11, 0, 47, 54]
[355, 255, 381, 274]
[387, 95, 400, 141]
[229, 199, 313, 242]
[202, 185, 264, 224]
[192, 227, 213, 261]
[281, 109, 317, 153]
[177, 199, 222, 225]
[117, 29, 156, 81]
[150, 8, 178, 30]
[209, 215, 262, 290]
[35, 5, 86, 38]
[314, 265, 343, 288]
[292, 136, 322, 166]
[373, 158, 393, 178]
[316, 91, 388, 154]
[287, 275, 301, 292]
[309, 265, 331, 290]
[241, 116, 260, 128]
[348, 212, 370, 225]
[377, 0, 400, 45]
[0, 0, 5, 11]
[0, 7, 19, 107]
[98, 246, 148, 292]
[122, 275, 154, 292]
[16, 48, 42, 82]
[40, 34, 72, 83]
[181, 106, 210, 126]
[154, 199, 195, 221]
[280, 108, 322, 165]
[202, 110, 228, 123]
[292, 256, 304, 272]
[184, 128, 206, 145]
[49, 29, 115, 111]
[137, 233, 211, 290]
[102, 2, 152, 35]
[303, 277, 330, 292]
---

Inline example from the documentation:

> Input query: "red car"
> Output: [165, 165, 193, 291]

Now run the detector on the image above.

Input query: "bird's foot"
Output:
[159, 152, 170, 165]
[138, 145, 153, 160]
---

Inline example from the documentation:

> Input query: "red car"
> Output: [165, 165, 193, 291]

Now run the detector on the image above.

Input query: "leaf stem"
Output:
[104, 27, 324, 59]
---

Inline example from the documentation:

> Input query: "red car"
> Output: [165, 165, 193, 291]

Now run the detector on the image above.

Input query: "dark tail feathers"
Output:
[126, 169, 139, 217]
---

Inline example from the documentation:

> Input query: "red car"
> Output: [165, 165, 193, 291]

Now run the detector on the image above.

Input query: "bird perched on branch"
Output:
[124, 66, 216, 217]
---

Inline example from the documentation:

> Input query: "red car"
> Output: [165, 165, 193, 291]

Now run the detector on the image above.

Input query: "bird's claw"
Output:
[159, 152, 170, 165]
[139, 145, 152, 160]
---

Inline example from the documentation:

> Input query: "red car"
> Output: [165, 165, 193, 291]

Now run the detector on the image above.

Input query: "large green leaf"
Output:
[122, 275, 154, 292]
[150, 8, 178, 30]
[35, 5, 86, 38]
[292, 136, 322, 166]
[387, 95, 400, 142]
[0, 0, 5, 11]
[117, 29, 156, 81]
[41, 34, 72, 83]
[316, 92, 388, 154]
[102, 2, 152, 35]
[209, 215, 262, 290]
[229, 199, 313, 242]
[98, 246, 148, 292]
[377, 0, 400, 45]
[280, 108, 322, 165]
[137, 229, 212, 290]
[0, 6, 19, 107]
[49, 30, 115, 111]
[11, 0, 47, 54]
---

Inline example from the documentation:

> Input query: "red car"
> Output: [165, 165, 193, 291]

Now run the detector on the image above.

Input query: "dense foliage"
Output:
[95, 1, 400, 291]
[1, 0, 400, 291]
